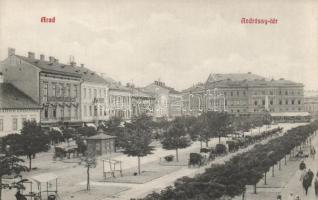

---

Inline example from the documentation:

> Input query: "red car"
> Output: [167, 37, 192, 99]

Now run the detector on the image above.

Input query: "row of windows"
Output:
[0, 117, 36, 132]
[83, 105, 107, 117]
[43, 106, 79, 120]
[211, 90, 302, 97]
[83, 87, 107, 100]
[109, 96, 130, 106]
[43, 83, 78, 100]
[254, 99, 302, 106]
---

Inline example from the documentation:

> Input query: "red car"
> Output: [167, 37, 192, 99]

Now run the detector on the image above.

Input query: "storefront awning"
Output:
[270, 112, 310, 117]
[31, 173, 58, 184]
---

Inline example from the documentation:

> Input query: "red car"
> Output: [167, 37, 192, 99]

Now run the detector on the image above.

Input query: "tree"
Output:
[0, 154, 28, 200]
[77, 126, 97, 137]
[190, 114, 210, 147]
[161, 117, 191, 162]
[62, 128, 76, 143]
[48, 129, 63, 145]
[2, 121, 50, 170]
[122, 114, 155, 175]
[102, 117, 125, 151]
[206, 112, 232, 143]
[79, 152, 96, 191]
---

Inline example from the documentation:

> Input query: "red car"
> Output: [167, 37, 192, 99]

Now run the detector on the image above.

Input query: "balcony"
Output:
[47, 96, 76, 102]
[93, 98, 105, 103]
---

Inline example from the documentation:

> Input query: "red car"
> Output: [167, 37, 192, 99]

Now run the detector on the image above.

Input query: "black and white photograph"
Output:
[0, 0, 318, 199]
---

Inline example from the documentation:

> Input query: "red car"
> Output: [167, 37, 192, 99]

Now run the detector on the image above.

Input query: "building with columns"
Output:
[1, 48, 82, 128]
[182, 73, 305, 119]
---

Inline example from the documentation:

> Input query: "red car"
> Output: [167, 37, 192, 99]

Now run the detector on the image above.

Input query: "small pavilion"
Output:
[86, 129, 116, 156]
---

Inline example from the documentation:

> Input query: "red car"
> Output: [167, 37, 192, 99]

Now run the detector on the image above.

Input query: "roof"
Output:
[207, 73, 266, 83]
[16, 55, 81, 78]
[31, 173, 58, 183]
[86, 133, 116, 140]
[182, 83, 205, 93]
[72, 65, 108, 84]
[270, 112, 310, 117]
[109, 82, 131, 92]
[131, 88, 155, 98]
[0, 83, 41, 109]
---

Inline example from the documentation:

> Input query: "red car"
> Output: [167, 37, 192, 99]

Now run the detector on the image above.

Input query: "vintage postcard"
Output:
[0, 0, 318, 200]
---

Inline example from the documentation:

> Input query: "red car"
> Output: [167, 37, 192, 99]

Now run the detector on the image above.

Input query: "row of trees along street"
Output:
[138, 121, 318, 200]
[0, 111, 273, 199]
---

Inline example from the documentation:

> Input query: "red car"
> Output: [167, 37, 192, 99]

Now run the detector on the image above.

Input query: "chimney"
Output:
[8, 48, 15, 56]
[0, 72, 3, 83]
[49, 56, 55, 63]
[70, 61, 76, 67]
[40, 54, 45, 61]
[80, 64, 84, 68]
[28, 52, 35, 59]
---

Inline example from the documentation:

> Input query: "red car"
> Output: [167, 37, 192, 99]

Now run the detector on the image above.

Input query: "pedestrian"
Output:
[300, 168, 307, 182]
[310, 146, 316, 160]
[295, 195, 301, 200]
[315, 177, 318, 196]
[303, 169, 314, 195]
[288, 193, 294, 200]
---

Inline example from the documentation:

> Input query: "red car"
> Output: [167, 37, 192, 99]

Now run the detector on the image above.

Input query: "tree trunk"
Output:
[200, 141, 203, 149]
[0, 176, 2, 200]
[242, 189, 245, 200]
[284, 155, 287, 165]
[138, 156, 141, 175]
[218, 136, 221, 144]
[175, 148, 179, 162]
[272, 165, 275, 177]
[87, 166, 90, 190]
[254, 184, 257, 194]
[279, 160, 281, 170]
[205, 140, 209, 147]
[29, 155, 32, 170]
[264, 172, 267, 185]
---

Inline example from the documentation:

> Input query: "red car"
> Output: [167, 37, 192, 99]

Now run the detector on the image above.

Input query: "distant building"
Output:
[108, 83, 132, 120]
[0, 73, 41, 137]
[128, 85, 155, 117]
[142, 80, 182, 119]
[77, 64, 110, 125]
[304, 90, 318, 119]
[182, 72, 306, 120]
[1, 48, 81, 128]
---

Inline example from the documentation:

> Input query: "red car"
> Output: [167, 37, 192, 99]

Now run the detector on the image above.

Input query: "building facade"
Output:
[1, 49, 82, 128]
[0, 75, 41, 137]
[129, 86, 155, 117]
[182, 73, 305, 118]
[108, 83, 132, 120]
[78, 66, 110, 124]
[304, 91, 318, 120]
[143, 80, 182, 119]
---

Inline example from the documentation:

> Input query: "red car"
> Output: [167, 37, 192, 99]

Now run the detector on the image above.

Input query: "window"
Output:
[94, 105, 98, 116]
[262, 100, 265, 105]
[84, 88, 87, 99]
[224, 92, 227, 96]
[279, 90, 282, 95]
[89, 106, 92, 116]
[298, 100, 301, 104]
[243, 91, 246, 96]
[56, 85, 61, 97]
[94, 89, 97, 98]
[99, 89, 102, 98]
[100, 106, 103, 116]
[291, 100, 295, 105]
[89, 89, 92, 99]
[84, 105, 87, 117]
[254, 101, 258, 106]
[279, 100, 282, 105]
[231, 91, 233, 96]
[44, 107, 49, 119]
[270, 100, 273, 105]
[12, 118, 18, 131]
[285, 100, 288, 105]
[0, 119, 3, 131]
[22, 118, 27, 126]
[262, 91, 265, 95]
[237, 91, 239, 96]
[52, 84, 56, 97]
[43, 83, 48, 102]
[104, 89, 106, 98]
[270, 91, 273, 95]
[53, 108, 57, 118]
[65, 85, 70, 97]
[74, 85, 78, 98]
[285, 91, 288, 95]
[75, 107, 78, 119]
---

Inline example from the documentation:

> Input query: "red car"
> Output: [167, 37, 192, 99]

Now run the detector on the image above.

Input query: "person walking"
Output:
[315, 176, 318, 196]
[310, 146, 316, 160]
[288, 193, 294, 200]
[303, 169, 314, 195]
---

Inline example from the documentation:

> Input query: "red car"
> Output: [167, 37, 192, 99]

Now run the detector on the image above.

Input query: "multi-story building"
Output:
[78, 65, 110, 125]
[304, 90, 318, 120]
[108, 83, 132, 120]
[128, 85, 155, 117]
[182, 73, 306, 120]
[1, 48, 82, 128]
[0, 73, 41, 137]
[142, 80, 182, 119]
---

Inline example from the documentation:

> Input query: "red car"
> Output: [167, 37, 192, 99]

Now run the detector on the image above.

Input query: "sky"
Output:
[0, 0, 317, 91]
